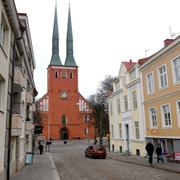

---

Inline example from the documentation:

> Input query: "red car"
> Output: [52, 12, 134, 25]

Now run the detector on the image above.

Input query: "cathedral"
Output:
[36, 3, 95, 140]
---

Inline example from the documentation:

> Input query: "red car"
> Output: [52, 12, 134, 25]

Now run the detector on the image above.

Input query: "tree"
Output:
[33, 110, 43, 134]
[88, 75, 117, 144]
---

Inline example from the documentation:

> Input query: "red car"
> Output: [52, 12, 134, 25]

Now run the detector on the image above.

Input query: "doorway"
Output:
[125, 124, 129, 153]
[60, 127, 69, 140]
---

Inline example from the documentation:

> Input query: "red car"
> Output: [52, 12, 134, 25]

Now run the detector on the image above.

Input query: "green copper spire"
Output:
[50, 2, 62, 66]
[64, 5, 77, 67]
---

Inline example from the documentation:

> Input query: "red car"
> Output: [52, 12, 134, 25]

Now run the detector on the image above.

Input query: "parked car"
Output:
[85, 145, 106, 159]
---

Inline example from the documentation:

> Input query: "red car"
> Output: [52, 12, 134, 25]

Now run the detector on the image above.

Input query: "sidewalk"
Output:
[108, 151, 180, 174]
[10, 152, 60, 180]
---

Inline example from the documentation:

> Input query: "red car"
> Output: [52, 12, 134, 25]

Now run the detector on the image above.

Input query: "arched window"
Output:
[70, 72, 73, 79]
[62, 71, 67, 79]
[61, 115, 67, 126]
[55, 71, 58, 78]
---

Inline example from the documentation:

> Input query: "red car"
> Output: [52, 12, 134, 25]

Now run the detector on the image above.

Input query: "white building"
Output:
[0, 1, 37, 179]
[108, 60, 146, 156]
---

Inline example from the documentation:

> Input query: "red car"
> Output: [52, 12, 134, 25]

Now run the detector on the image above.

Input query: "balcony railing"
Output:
[11, 114, 23, 136]
[121, 110, 132, 121]
[25, 121, 34, 134]
[26, 91, 33, 104]
[14, 66, 24, 91]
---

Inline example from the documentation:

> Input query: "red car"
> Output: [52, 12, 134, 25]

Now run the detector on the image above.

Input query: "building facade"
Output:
[140, 37, 180, 160]
[0, 1, 37, 179]
[36, 4, 94, 140]
[108, 61, 146, 156]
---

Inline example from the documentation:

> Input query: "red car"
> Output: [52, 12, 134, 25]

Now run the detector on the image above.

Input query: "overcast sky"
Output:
[15, 0, 180, 99]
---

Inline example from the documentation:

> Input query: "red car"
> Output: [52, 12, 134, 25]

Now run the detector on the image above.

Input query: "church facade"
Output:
[36, 4, 95, 140]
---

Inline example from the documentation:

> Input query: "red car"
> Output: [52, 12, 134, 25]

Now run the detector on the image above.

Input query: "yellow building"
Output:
[108, 61, 146, 156]
[140, 37, 180, 160]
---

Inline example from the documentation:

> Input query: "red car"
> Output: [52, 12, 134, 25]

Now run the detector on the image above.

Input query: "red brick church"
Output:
[36, 3, 95, 140]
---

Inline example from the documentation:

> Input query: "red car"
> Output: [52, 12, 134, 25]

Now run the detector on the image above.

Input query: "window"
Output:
[119, 123, 122, 138]
[149, 108, 157, 127]
[161, 104, 171, 127]
[109, 102, 113, 116]
[130, 69, 136, 81]
[62, 115, 67, 126]
[84, 128, 88, 135]
[0, 79, 4, 110]
[135, 121, 140, 139]
[124, 95, 128, 111]
[62, 71, 67, 79]
[172, 57, 180, 83]
[0, 13, 9, 50]
[159, 65, 168, 89]
[117, 98, 121, 114]
[146, 72, 154, 94]
[70, 72, 73, 79]
[111, 124, 114, 138]
[84, 115, 89, 122]
[55, 71, 58, 78]
[176, 101, 180, 127]
[132, 91, 137, 110]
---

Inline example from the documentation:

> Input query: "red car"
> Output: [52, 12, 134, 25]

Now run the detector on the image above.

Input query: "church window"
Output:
[62, 71, 67, 79]
[60, 90, 68, 99]
[55, 71, 58, 78]
[61, 115, 67, 126]
[70, 72, 73, 79]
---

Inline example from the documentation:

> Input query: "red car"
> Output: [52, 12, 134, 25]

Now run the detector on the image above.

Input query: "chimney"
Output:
[164, 39, 174, 47]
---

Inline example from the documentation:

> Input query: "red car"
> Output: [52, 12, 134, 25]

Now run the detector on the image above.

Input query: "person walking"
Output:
[38, 144, 44, 155]
[145, 141, 154, 165]
[156, 144, 164, 163]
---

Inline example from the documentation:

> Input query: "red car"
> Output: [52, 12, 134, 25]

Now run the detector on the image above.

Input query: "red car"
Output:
[85, 145, 106, 159]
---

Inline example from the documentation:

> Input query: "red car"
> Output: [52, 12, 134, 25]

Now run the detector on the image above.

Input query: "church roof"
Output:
[64, 6, 78, 67]
[49, 3, 62, 66]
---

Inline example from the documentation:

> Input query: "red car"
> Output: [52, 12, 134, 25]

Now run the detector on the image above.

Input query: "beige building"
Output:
[108, 61, 146, 156]
[0, 1, 37, 179]
[140, 37, 180, 160]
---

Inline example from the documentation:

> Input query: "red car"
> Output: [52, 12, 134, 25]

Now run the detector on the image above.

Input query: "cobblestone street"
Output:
[11, 141, 180, 180]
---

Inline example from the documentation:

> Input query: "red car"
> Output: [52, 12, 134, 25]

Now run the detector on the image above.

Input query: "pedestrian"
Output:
[156, 144, 164, 163]
[38, 144, 43, 155]
[145, 141, 154, 165]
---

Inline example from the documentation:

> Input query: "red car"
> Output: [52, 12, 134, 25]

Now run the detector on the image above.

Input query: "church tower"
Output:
[37, 2, 95, 140]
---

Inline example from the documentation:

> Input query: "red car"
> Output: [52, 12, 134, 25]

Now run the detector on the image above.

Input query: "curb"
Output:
[108, 156, 180, 174]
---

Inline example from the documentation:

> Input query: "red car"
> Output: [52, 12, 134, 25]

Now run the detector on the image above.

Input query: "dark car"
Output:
[85, 145, 106, 159]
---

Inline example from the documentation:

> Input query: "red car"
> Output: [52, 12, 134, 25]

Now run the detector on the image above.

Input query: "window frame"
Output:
[161, 103, 172, 128]
[158, 64, 168, 90]
[149, 107, 158, 128]
[0, 12, 9, 52]
[176, 100, 180, 127]
[146, 72, 155, 95]
[119, 123, 122, 138]
[134, 121, 140, 139]
[132, 91, 137, 110]
[84, 128, 88, 135]
[171, 56, 180, 85]
[117, 98, 121, 114]
[124, 95, 128, 111]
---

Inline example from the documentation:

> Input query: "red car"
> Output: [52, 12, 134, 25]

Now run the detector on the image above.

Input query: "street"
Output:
[51, 141, 180, 180]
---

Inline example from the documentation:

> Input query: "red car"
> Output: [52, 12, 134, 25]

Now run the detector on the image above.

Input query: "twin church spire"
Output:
[50, 2, 77, 67]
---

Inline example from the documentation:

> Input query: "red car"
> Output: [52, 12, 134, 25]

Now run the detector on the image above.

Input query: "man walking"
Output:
[156, 144, 164, 163]
[146, 141, 154, 165]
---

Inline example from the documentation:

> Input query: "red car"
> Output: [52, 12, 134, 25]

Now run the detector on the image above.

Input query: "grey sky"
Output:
[15, 0, 180, 99]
